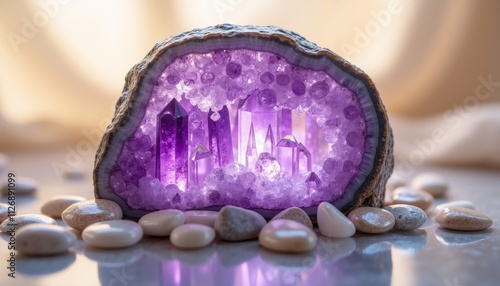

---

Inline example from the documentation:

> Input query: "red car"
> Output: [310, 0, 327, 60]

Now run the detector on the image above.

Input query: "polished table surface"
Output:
[0, 149, 499, 286]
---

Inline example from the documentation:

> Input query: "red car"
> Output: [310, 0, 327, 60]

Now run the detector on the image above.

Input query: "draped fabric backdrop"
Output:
[1, 0, 499, 169]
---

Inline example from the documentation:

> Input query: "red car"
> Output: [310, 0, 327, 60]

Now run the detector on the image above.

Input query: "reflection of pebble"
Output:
[17, 253, 76, 275]
[16, 224, 76, 256]
[271, 207, 313, 229]
[436, 206, 492, 231]
[435, 228, 491, 246]
[0, 214, 57, 232]
[411, 173, 448, 197]
[41, 196, 87, 218]
[434, 200, 475, 215]
[315, 237, 356, 264]
[259, 219, 317, 253]
[82, 220, 143, 249]
[348, 207, 395, 234]
[84, 244, 144, 267]
[391, 230, 427, 254]
[384, 204, 427, 231]
[1, 177, 38, 196]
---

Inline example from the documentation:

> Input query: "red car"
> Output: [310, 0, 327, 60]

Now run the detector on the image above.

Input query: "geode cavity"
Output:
[93, 24, 393, 219]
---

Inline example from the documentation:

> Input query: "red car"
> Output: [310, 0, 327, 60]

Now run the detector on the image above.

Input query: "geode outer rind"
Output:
[93, 24, 393, 219]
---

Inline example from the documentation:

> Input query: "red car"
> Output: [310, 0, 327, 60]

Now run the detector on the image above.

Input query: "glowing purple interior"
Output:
[108, 49, 368, 211]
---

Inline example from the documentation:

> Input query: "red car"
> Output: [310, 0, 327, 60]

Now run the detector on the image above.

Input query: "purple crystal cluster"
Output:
[109, 49, 366, 211]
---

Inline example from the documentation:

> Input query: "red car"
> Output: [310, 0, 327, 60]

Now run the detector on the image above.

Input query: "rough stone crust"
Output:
[93, 24, 393, 218]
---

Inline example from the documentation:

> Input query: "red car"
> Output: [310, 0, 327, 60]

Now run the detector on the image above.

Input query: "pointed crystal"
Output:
[208, 106, 234, 168]
[189, 144, 214, 186]
[263, 124, 275, 155]
[297, 142, 312, 172]
[276, 135, 298, 175]
[156, 98, 188, 189]
[306, 172, 322, 187]
[245, 123, 258, 170]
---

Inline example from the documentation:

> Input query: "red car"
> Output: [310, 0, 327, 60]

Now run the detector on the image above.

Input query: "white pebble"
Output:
[62, 199, 123, 231]
[1, 177, 37, 196]
[41, 195, 87, 218]
[184, 210, 218, 227]
[16, 224, 77, 256]
[82, 220, 143, 249]
[411, 173, 448, 197]
[0, 214, 57, 232]
[170, 224, 215, 249]
[259, 219, 317, 253]
[138, 209, 185, 236]
[434, 200, 475, 215]
[317, 202, 355, 238]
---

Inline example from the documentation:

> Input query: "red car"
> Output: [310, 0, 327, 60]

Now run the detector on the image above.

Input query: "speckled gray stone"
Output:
[214, 205, 266, 241]
[436, 206, 492, 231]
[271, 207, 313, 229]
[384, 204, 427, 231]
[0, 214, 57, 232]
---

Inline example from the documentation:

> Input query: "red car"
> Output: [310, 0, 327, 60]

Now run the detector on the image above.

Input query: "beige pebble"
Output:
[436, 206, 492, 231]
[214, 205, 266, 241]
[348, 207, 395, 234]
[0, 203, 10, 222]
[391, 186, 434, 210]
[386, 173, 406, 192]
[16, 224, 77, 256]
[138, 209, 185, 236]
[170, 224, 215, 249]
[259, 219, 317, 253]
[0, 214, 57, 232]
[317, 202, 355, 238]
[62, 199, 122, 231]
[184, 210, 218, 227]
[411, 173, 448, 197]
[383, 204, 427, 231]
[434, 200, 475, 215]
[82, 220, 143, 248]
[271, 207, 313, 229]
[41, 196, 87, 218]
[1, 177, 38, 196]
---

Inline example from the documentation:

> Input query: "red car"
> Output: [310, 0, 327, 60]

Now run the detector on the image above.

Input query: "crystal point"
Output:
[245, 123, 258, 169]
[208, 106, 234, 168]
[276, 135, 298, 175]
[189, 144, 214, 186]
[297, 143, 312, 172]
[263, 124, 275, 155]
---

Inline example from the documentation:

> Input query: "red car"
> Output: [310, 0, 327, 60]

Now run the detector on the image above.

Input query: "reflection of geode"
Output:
[93, 24, 393, 219]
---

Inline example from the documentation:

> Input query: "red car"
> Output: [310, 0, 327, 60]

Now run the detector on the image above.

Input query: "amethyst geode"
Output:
[93, 24, 393, 219]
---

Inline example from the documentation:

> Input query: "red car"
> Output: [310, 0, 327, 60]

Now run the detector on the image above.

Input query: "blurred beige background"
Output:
[0, 0, 499, 169]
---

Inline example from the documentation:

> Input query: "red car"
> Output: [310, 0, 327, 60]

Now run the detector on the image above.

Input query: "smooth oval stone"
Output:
[82, 220, 143, 248]
[184, 210, 218, 227]
[386, 173, 406, 192]
[383, 204, 427, 231]
[16, 224, 77, 256]
[0, 203, 9, 222]
[1, 177, 37, 196]
[62, 199, 123, 231]
[41, 195, 87, 218]
[411, 173, 448, 197]
[317, 202, 355, 238]
[271, 207, 313, 229]
[170, 224, 215, 249]
[436, 206, 492, 231]
[434, 200, 475, 215]
[259, 219, 317, 253]
[0, 214, 57, 232]
[390, 186, 434, 211]
[348, 207, 395, 234]
[214, 205, 266, 241]
[138, 209, 185, 236]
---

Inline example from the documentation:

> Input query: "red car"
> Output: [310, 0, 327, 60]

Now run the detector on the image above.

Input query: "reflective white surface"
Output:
[1, 149, 499, 286]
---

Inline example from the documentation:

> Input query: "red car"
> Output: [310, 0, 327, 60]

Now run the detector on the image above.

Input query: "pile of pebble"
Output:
[0, 155, 494, 256]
